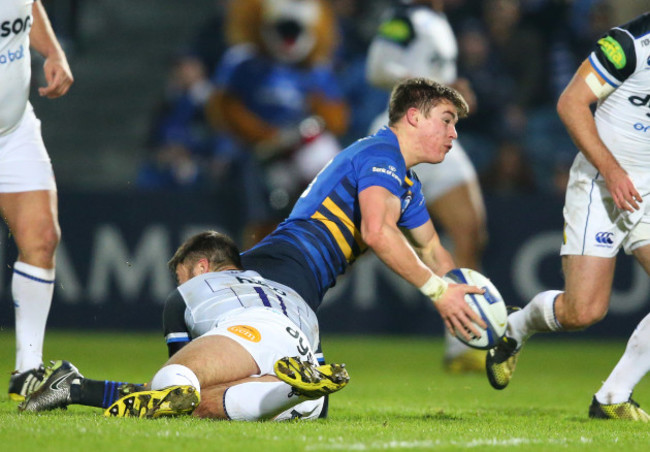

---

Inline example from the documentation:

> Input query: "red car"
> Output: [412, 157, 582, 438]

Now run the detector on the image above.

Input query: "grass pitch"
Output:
[1, 331, 649, 451]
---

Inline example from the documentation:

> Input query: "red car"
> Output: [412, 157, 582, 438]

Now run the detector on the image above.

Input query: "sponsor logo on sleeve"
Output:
[598, 36, 626, 69]
[227, 325, 261, 342]
[379, 19, 410, 42]
[372, 166, 402, 183]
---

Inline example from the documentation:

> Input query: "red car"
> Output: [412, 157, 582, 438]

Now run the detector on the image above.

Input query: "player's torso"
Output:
[593, 14, 650, 167]
[178, 270, 318, 340]
[0, 0, 33, 136]
[372, 5, 458, 84]
[265, 129, 425, 296]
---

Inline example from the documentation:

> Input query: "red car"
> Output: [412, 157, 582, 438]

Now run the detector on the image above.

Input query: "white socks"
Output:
[13, 261, 55, 372]
[507, 290, 564, 346]
[224, 381, 305, 421]
[151, 364, 201, 391]
[595, 314, 650, 404]
[150, 366, 323, 421]
[444, 328, 473, 359]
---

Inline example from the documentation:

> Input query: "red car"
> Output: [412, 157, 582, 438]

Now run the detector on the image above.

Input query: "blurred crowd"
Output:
[126, 0, 628, 241]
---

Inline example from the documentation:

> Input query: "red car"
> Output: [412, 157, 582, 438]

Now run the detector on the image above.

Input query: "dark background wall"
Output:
[0, 191, 646, 337]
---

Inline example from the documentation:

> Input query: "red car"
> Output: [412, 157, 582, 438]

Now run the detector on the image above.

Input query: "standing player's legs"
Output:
[507, 254, 615, 346]
[487, 154, 638, 389]
[588, 244, 650, 420]
[428, 179, 487, 272]
[0, 108, 60, 400]
[416, 144, 488, 373]
[429, 182, 488, 372]
[0, 190, 60, 397]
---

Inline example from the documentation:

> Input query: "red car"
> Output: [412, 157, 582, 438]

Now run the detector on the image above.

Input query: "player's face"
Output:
[417, 101, 459, 163]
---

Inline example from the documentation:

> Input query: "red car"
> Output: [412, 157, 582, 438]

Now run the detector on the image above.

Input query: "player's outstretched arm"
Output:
[359, 185, 485, 339]
[30, 1, 73, 99]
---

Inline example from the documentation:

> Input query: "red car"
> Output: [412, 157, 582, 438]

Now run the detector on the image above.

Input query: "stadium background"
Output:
[1, 0, 649, 337]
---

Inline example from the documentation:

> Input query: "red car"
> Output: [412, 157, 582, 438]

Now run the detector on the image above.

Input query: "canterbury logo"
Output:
[595, 231, 614, 245]
[227, 325, 261, 342]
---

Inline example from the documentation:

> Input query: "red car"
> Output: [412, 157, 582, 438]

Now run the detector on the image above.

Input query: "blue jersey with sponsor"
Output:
[241, 126, 430, 309]
[213, 43, 343, 127]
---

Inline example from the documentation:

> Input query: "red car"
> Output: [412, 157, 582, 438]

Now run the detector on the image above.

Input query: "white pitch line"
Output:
[306, 437, 594, 450]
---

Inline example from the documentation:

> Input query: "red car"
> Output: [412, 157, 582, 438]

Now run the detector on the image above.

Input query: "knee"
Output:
[18, 224, 60, 266]
[32, 225, 60, 257]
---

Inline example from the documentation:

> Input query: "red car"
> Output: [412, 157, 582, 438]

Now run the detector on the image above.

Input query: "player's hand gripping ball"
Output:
[444, 268, 508, 349]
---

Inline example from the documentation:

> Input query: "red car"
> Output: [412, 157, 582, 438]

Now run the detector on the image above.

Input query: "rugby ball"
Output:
[443, 268, 508, 350]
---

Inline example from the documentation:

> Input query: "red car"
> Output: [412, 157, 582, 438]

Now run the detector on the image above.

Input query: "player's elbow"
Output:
[556, 90, 576, 125]
[361, 225, 387, 251]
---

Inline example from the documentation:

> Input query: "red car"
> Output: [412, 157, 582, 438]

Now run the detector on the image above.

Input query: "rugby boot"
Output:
[274, 356, 349, 399]
[589, 396, 650, 422]
[18, 360, 83, 412]
[486, 306, 521, 390]
[104, 385, 200, 418]
[9, 365, 47, 402]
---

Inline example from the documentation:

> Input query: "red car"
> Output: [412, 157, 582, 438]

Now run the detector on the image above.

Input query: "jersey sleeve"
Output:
[356, 148, 406, 198]
[162, 289, 191, 357]
[590, 26, 637, 87]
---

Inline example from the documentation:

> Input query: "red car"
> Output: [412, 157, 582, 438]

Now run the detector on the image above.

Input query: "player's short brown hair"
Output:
[168, 230, 242, 272]
[388, 78, 469, 126]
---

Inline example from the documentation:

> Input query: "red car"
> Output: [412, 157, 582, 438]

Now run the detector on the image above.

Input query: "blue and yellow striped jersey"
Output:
[242, 127, 430, 310]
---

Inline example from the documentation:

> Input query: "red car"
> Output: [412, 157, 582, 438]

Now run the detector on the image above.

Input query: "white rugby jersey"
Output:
[366, 4, 457, 90]
[589, 13, 650, 168]
[0, 0, 33, 136]
[163, 269, 319, 354]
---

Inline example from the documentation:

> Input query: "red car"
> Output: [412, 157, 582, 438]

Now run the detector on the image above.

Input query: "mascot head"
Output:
[226, 0, 338, 66]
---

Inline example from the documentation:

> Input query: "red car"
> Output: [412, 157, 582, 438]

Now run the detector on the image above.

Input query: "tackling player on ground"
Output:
[20, 231, 349, 420]
[485, 12, 650, 421]
[1, 0, 73, 401]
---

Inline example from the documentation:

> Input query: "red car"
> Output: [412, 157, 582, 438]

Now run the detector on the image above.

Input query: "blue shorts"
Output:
[241, 240, 322, 311]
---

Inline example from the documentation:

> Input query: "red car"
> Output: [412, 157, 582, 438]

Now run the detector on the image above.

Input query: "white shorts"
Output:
[202, 307, 318, 376]
[369, 110, 478, 202]
[561, 153, 650, 257]
[0, 106, 56, 193]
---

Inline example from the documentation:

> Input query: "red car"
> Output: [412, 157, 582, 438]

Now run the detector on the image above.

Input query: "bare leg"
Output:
[0, 190, 59, 371]
[428, 180, 487, 270]
[429, 181, 487, 370]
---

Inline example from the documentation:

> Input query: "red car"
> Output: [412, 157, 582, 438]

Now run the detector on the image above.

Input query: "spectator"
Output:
[480, 139, 537, 195]
[205, 0, 349, 247]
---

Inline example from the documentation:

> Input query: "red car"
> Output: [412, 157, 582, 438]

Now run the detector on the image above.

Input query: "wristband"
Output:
[418, 274, 449, 301]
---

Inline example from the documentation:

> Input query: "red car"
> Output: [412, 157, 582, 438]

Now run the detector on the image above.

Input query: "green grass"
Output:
[1, 331, 650, 451]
